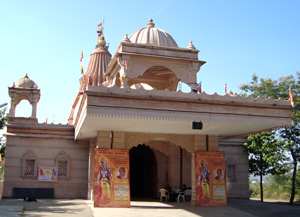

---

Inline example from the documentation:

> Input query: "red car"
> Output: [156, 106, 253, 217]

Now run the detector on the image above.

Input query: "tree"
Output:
[279, 121, 300, 204]
[240, 72, 300, 205]
[244, 131, 288, 202]
[0, 108, 7, 159]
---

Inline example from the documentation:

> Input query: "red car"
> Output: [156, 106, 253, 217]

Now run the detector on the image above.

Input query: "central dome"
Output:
[129, 18, 178, 48]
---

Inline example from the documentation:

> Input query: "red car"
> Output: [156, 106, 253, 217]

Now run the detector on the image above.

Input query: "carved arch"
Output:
[125, 132, 195, 154]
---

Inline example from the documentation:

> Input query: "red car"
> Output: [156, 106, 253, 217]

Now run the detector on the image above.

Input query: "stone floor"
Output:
[0, 198, 299, 217]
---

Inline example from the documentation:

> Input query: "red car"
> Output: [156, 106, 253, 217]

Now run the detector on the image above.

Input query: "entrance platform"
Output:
[0, 198, 299, 217]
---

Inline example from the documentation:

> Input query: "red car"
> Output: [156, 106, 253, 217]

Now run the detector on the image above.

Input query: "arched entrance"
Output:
[129, 144, 157, 199]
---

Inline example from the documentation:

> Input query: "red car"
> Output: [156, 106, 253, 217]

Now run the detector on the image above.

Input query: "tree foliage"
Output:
[245, 131, 288, 202]
[0, 108, 7, 159]
[241, 72, 300, 205]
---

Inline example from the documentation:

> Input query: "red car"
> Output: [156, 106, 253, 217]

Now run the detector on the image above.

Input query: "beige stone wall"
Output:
[219, 141, 249, 199]
[154, 150, 168, 197]
[3, 135, 89, 199]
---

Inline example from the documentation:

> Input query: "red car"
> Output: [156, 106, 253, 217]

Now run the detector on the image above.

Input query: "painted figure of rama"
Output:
[97, 159, 112, 201]
[198, 160, 211, 200]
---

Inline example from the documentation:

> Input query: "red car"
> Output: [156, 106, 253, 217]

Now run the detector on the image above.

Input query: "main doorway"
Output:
[129, 144, 157, 200]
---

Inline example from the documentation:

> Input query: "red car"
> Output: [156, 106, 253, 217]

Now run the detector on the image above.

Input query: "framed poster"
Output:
[195, 151, 226, 206]
[37, 166, 58, 182]
[94, 149, 130, 207]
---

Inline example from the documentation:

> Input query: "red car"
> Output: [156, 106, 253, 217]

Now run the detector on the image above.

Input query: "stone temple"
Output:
[3, 19, 291, 204]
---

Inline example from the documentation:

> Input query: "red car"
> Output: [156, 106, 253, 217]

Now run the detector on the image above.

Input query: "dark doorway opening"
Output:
[130, 144, 157, 200]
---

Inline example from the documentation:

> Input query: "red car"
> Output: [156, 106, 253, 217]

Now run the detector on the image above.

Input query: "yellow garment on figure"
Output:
[101, 177, 111, 199]
[201, 178, 210, 199]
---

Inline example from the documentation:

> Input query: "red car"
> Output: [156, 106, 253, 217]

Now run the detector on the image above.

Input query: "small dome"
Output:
[14, 74, 38, 89]
[129, 18, 178, 48]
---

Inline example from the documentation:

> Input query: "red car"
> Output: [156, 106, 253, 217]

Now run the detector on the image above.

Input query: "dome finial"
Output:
[147, 18, 155, 27]
[122, 33, 131, 42]
[98, 35, 106, 47]
[187, 41, 196, 49]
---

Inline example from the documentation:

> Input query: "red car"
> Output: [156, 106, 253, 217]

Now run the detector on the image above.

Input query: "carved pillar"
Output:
[9, 102, 15, 117]
[31, 102, 37, 118]
[88, 138, 96, 200]
[8, 92, 15, 117]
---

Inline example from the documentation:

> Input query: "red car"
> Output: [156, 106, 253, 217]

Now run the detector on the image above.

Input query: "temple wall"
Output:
[3, 134, 89, 199]
[219, 141, 249, 199]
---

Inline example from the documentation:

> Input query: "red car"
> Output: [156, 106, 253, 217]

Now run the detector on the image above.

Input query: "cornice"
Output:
[85, 84, 291, 108]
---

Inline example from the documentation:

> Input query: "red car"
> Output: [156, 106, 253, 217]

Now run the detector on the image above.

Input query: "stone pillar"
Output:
[88, 138, 96, 200]
[191, 153, 196, 206]
[8, 91, 15, 117]
[208, 136, 219, 151]
[96, 130, 112, 148]
[9, 101, 14, 117]
[168, 145, 180, 189]
[112, 131, 126, 149]
[31, 102, 37, 118]
[195, 135, 206, 151]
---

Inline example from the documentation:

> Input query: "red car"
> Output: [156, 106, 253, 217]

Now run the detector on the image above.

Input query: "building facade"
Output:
[3, 19, 292, 204]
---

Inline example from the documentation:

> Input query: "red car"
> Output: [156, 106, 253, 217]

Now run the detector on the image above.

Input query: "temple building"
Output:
[3, 19, 292, 204]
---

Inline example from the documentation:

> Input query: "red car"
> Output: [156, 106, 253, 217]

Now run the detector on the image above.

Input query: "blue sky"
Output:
[1, 0, 299, 125]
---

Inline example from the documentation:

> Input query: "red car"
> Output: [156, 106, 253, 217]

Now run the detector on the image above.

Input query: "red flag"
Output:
[289, 86, 294, 108]
[125, 60, 128, 70]
[197, 82, 202, 93]
[225, 83, 227, 94]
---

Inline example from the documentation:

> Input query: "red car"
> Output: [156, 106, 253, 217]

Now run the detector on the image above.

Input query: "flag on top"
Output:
[80, 50, 83, 74]
[289, 86, 294, 108]
[197, 82, 202, 93]
[225, 83, 227, 94]
[97, 22, 103, 37]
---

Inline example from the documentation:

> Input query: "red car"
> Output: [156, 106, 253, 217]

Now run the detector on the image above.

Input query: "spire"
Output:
[83, 22, 112, 87]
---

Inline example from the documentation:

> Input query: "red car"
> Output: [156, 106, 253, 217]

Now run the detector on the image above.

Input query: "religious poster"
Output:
[37, 166, 58, 182]
[94, 149, 130, 208]
[195, 151, 226, 206]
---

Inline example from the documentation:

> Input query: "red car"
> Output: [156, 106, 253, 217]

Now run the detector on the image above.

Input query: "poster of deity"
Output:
[195, 151, 226, 206]
[37, 166, 58, 182]
[94, 149, 130, 207]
